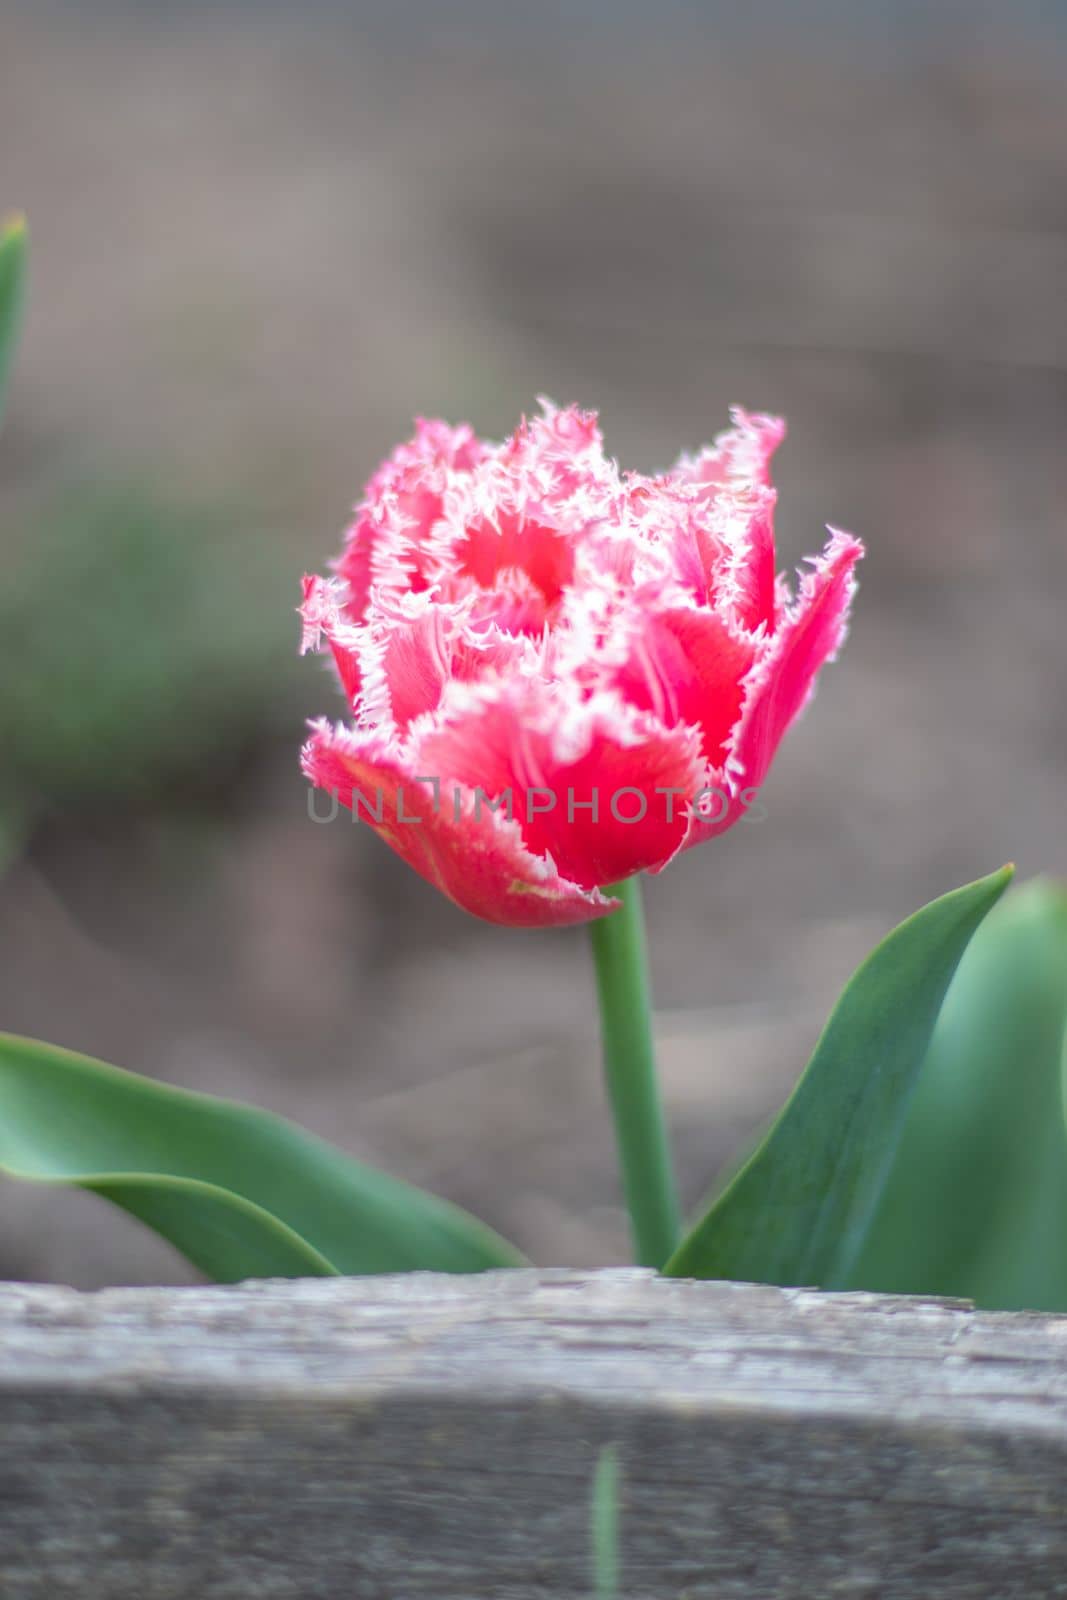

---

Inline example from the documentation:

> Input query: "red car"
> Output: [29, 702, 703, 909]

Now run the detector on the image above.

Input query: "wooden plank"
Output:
[2, 1268, 1067, 1598]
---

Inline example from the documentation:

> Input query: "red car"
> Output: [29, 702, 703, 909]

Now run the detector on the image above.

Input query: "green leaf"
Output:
[665, 866, 1013, 1287]
[0, 213, 27, 425]
[845, 879, 1067, 1310]
[0, 1032, 525, 1281]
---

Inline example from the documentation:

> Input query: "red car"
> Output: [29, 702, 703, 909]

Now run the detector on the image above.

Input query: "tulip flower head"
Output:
[301, 404, 862, 925]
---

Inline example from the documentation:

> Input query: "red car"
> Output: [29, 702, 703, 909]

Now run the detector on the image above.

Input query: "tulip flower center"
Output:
[456, 512, 574, 614]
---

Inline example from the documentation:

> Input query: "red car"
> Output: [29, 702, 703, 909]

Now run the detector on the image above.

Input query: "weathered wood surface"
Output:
[2, 1269, 1067, 1599]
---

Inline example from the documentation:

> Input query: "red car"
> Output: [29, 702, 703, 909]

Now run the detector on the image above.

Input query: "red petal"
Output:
[299, 575, 362, 707]
[670, 412, 784, 630]
[674, 409, 786, 494]
[337, 420, 487, 619]
[418, 688, 705, 891]
[336, 516, 376, 622]
[727, 497, 777, 633]
[611, 607, 757, 769]
[302, 724, 615, 927]
[685, 530, 863, 848]
[381, 610, 451, 730]
[736, 531, 863, 787]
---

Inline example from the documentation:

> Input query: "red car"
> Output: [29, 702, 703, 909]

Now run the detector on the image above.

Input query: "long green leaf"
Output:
[846, 879, 1067, 1310]
[665, 866, 1013, 1286]
[0, 213, 27, 425]
[0, 1033, 524, 1281]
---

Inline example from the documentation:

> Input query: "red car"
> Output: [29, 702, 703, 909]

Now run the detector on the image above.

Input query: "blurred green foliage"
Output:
[0, 481, 304, 823]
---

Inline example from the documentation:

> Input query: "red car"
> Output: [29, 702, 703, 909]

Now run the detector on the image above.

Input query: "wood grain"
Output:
[2, 1269, 1067, 1598]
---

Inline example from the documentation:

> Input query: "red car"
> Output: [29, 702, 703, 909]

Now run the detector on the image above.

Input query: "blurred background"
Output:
[1, 0, 1065, 1286]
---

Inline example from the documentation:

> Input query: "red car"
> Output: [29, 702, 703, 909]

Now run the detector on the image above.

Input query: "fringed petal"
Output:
[416, 683, 705, 891]
[302, 721, 615, 927]
[683, 528, 864, 849]
[609, 606, 758, 770]
[299, 575, 363, 708]
[337, 419, 487, 618]
[672, 407, 786, 494]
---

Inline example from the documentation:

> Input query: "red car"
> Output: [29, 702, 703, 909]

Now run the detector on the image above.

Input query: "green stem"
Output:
[589, 877, 681, 1268]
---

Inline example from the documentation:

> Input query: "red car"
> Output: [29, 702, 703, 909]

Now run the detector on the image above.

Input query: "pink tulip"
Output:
[301, 403, 862, 926]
